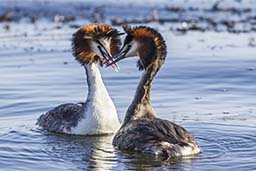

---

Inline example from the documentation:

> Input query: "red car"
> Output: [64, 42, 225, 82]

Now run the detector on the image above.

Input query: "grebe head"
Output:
[108, 25, 167, 70]
[72, 23, 123, 67]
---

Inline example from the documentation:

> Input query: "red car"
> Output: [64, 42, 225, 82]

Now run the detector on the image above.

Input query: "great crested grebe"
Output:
[37, 24, 121, 135]
[108, 26, 200, 157]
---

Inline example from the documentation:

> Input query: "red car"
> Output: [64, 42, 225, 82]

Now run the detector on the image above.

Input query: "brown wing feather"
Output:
[113, 118, 198, 155]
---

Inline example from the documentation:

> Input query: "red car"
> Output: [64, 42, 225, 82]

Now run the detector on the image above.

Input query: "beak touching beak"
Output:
[106, 45, 132, 67]
[97, 45, 119, 72]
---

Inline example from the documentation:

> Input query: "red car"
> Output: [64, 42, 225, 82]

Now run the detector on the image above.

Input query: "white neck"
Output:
[85, 63, 111, 99]
[71, 63, 120, 135]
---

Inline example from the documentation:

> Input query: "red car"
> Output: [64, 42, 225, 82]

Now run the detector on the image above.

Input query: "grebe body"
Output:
[37, 24, 121, 135]
[109, 26, 200, 157]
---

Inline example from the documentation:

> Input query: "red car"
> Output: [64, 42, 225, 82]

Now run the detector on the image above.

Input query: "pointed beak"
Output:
[98, 45, 119, 71]
[106, 45, 131, 67]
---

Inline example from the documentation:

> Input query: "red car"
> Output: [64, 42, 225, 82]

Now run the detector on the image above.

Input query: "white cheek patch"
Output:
[91, 41, 101, 56]
[84, 35, 92, 39]
[101, 39, 111, 55]
[91, 39, 112, 58]
[126, 41, 138, 58]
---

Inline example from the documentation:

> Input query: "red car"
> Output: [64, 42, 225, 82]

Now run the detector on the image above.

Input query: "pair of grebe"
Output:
[37, 24, 200, 157]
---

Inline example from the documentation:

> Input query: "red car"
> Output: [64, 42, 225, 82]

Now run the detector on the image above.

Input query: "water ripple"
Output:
[0, 15, 256, 170]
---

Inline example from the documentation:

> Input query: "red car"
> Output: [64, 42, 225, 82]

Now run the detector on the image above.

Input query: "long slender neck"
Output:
[83, 63, 112, 103]
[72, 63, 119, 134]
[122, 59, 164, 125]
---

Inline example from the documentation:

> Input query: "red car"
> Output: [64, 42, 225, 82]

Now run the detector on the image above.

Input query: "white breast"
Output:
[70, 63, 120, 135]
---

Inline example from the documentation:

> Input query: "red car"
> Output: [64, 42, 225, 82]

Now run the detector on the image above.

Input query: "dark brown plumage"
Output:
[112, 26, 200, 157]
[113, 118, 199, 157]
[122, 25, 167, 70]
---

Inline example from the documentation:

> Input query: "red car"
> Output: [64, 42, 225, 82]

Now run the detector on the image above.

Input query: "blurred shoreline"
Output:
[1, 0, 256, 33]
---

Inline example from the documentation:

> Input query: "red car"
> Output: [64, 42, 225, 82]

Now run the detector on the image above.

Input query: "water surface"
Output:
[0, 2, 256, 170]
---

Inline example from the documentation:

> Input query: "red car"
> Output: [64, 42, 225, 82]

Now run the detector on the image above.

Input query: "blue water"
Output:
[1, 1, 256, 170]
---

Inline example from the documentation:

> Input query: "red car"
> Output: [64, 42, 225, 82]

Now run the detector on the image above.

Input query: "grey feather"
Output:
[37, 103, 84, 134]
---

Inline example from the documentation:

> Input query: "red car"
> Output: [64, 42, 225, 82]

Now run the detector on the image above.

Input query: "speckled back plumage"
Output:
[113, 118, 200, 157]
[37, 103, 84, 133]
